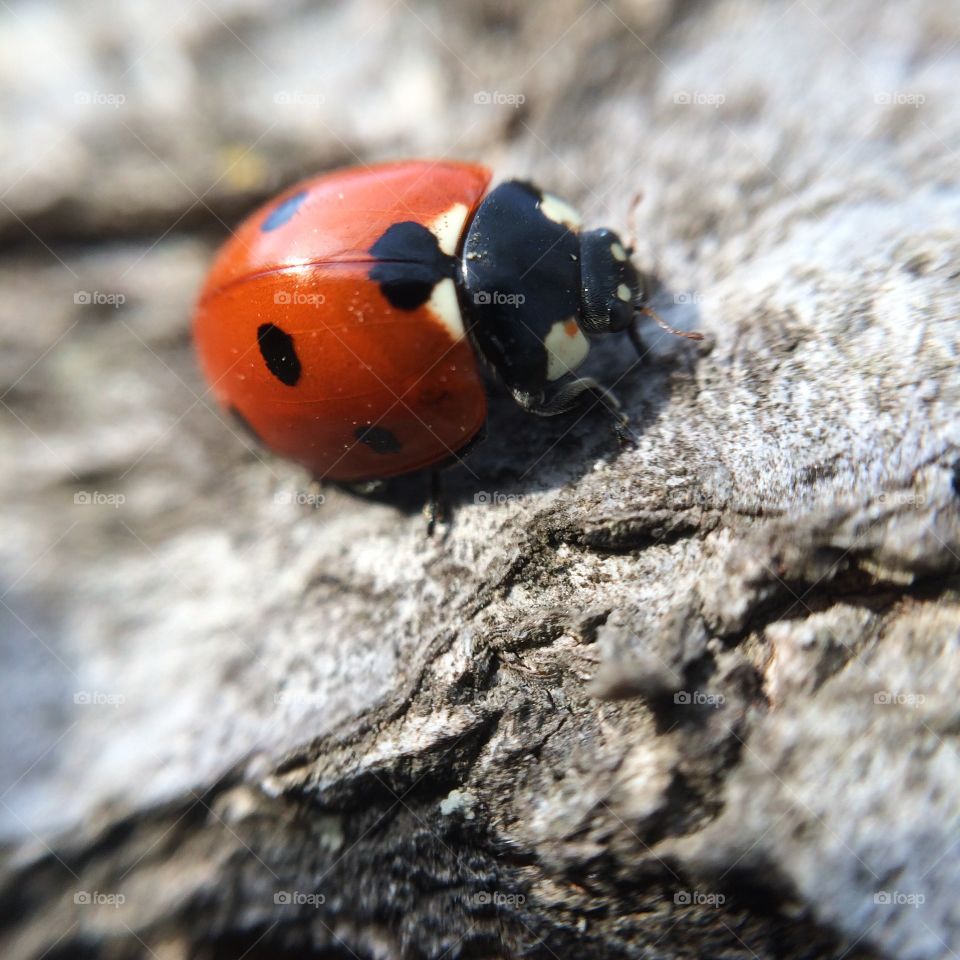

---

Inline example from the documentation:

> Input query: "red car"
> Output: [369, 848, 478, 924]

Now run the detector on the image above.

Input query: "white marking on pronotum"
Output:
[617, 283, 633, 302]
[539, 193, 582, 231]
[429, 203, 469, 256]
[427, 278, 465, 340]
[544, 319, 590, 381]
[611, 242, 627, 261]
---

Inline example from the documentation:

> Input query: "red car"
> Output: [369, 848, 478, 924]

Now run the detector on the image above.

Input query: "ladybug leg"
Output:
[627, 322, 650, 362]
[424, 468, 449, 537]
[512, 380, 637, 447]
[627, 272, 654, 363]
[348, 479, 387, 495]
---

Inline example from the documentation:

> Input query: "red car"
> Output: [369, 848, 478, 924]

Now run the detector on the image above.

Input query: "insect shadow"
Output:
[331, 285, 705, 525]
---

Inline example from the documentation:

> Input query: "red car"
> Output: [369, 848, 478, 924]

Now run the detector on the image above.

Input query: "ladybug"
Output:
[194, 160, 698, 491]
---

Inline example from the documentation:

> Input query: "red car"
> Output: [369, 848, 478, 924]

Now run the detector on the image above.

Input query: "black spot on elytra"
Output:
[262, 190, 307, 231]
[355, 425, 402, 454]
[257, 323, 301, 386]
[369, 221, 457, 310]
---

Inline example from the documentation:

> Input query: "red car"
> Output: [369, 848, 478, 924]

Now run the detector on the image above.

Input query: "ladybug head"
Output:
[578, 228, 645, 335]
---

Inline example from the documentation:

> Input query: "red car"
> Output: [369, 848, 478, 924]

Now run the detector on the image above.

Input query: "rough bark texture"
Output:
[1, 0, 959, 958]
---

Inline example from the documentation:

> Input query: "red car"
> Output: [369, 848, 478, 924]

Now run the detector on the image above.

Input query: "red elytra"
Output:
[194, 161, 492, 482]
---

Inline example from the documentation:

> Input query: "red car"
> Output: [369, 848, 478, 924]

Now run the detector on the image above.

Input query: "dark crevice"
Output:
[716, 568, 960, 646]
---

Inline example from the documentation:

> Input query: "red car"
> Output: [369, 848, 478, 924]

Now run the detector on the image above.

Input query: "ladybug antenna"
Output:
[633, 301, 704, 341]
[625, 190, 702, 346]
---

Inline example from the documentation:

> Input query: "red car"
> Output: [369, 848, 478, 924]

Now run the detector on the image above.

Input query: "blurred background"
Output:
[2, 1, 959, 958]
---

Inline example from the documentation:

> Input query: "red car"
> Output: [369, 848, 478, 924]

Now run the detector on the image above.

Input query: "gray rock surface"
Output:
[1, 0, 958, 957]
